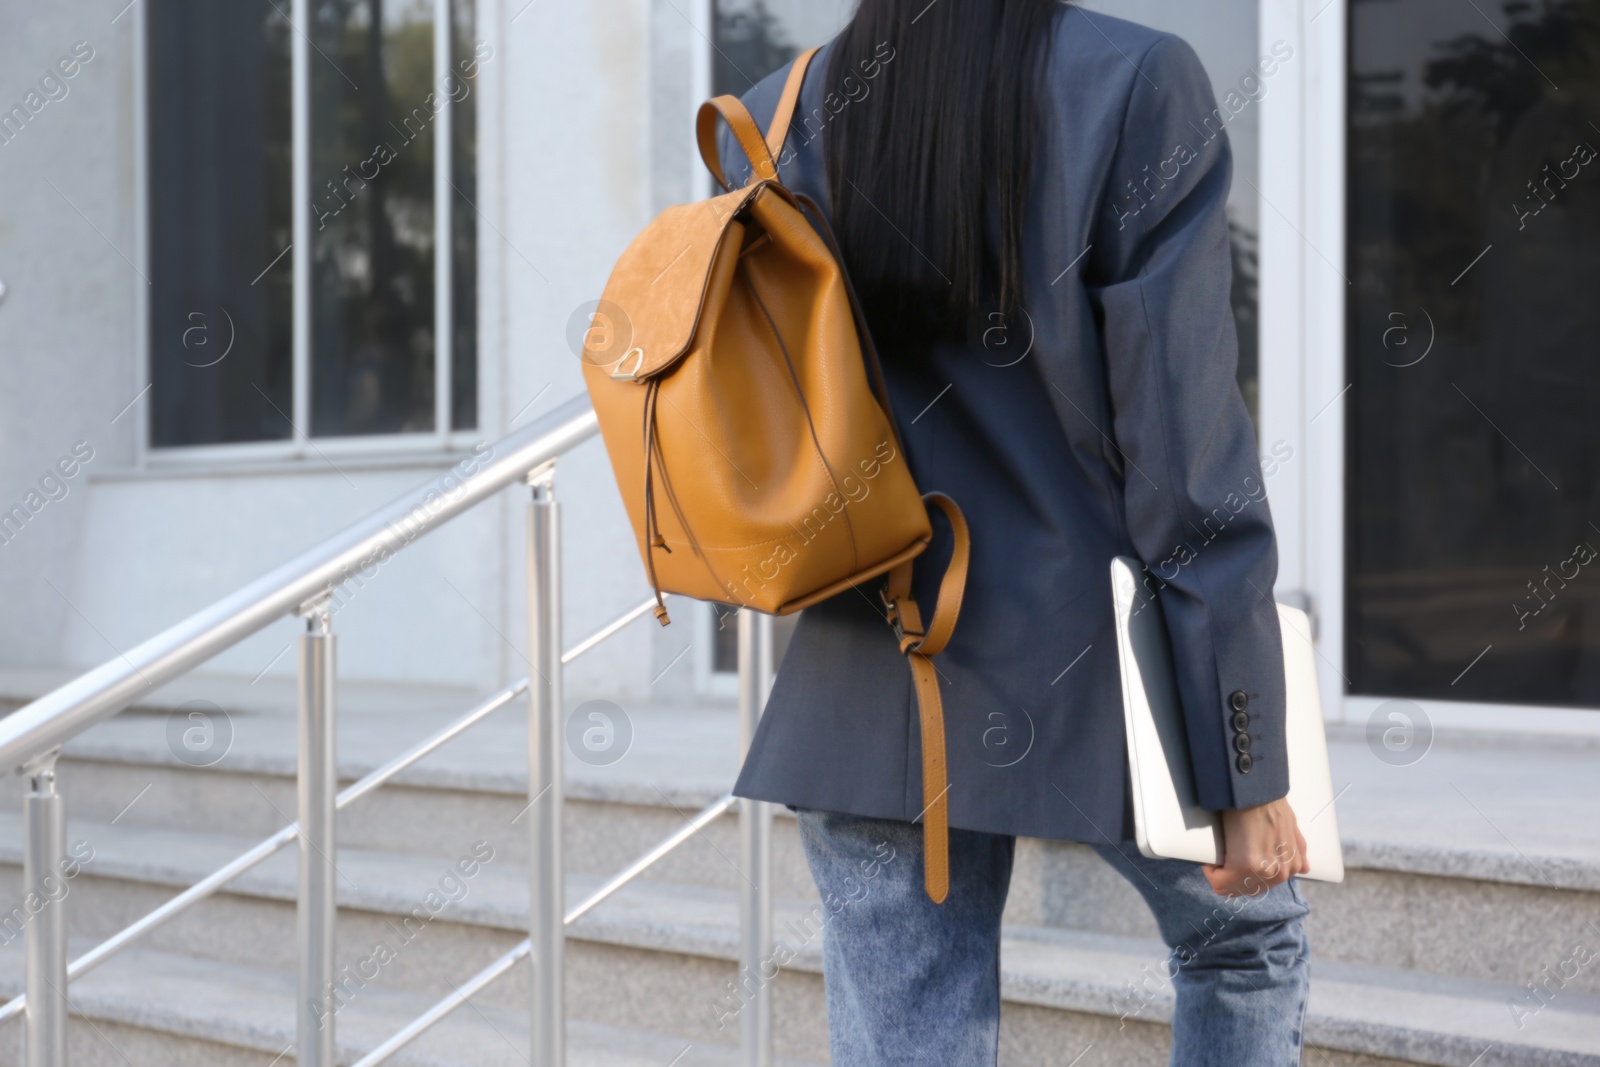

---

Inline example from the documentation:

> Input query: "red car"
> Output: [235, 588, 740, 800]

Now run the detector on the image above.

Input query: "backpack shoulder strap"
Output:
[696, 47, 820, 191]
[697, 96, 773, 191]
[765, 47, 819, 164]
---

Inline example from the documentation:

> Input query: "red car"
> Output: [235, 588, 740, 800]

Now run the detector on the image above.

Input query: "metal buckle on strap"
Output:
[879, 585, 900, 637]
[881, 588, 922, 650]
[610, 347, 645, 382]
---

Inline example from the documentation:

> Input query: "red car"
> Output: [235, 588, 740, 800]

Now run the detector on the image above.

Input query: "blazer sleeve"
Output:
[1088, 35, 1290, 811]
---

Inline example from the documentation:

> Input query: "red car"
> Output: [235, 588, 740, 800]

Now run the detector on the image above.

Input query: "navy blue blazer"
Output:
[723, 11, 1289, 845]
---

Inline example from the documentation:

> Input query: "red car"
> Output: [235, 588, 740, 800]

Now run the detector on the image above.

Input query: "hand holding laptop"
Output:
[1110, 556, 1345, 887]
[1204, 797, 1311, 897]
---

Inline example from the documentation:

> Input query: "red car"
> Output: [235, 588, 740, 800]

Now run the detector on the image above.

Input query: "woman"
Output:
[720, 2, 1312, 1063]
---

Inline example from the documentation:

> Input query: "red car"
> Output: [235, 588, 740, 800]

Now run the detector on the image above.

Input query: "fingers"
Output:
[1206, 846, 1297, 896]
[1209, 799, 1310, 896]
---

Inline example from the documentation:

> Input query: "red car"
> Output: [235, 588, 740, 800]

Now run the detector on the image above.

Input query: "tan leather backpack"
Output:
[580, 48, 967, 903]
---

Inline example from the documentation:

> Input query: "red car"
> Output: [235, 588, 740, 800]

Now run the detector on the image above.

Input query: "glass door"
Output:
[1346, 0, 1600, 710]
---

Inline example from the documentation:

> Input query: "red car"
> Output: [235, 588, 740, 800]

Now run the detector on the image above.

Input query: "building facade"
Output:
[0, 0, 1596, 742]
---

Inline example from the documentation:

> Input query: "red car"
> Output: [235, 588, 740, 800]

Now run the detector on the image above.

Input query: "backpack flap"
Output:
[583, 183, 763, 383]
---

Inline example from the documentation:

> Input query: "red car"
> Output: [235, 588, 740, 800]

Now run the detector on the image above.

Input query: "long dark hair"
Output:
[823, 0, 1060, 348]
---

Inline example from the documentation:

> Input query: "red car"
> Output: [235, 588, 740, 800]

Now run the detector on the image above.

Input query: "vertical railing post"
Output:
[525, 462, 565, 1067]
[296, 600, 337, 1067]
[736, 610, 775, 1067]
[23, 749, 67, 1067]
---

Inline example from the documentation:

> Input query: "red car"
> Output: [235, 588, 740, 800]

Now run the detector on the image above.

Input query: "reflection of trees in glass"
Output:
[1425, 0, 1593, 138]
[713, 0, 797, 96]
[312, 0, 438, 436]
[1352, 69, 1405, 117]
[1352, 0, 1599, 338]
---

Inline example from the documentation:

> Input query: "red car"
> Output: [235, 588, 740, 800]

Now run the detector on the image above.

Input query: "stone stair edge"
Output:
[1342, 837, 1600, 892]
[46, 743, 1600, 891]
[0, 923, 1590, 1067]
[53, 738, 731, 811]
[0, 816, 1595, 1067]
[0, 945, 816, 1067]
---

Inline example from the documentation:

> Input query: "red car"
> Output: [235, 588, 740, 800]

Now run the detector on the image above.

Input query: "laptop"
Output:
[1110, 556, 1344, 882]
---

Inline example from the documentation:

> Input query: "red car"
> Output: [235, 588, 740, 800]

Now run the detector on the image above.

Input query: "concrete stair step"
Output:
[1000, 926, 1600, 1067]
[0, 943, 824, 1067]
[51, 705, 1600, 889]
[54, 704, 739, 813]
[35, 740, 1600, 1002]
[0, 817, 1594, 1066]
[45, 751, 819, 900]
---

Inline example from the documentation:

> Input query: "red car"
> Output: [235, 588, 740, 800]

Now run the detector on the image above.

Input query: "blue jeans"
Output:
[797, 808, 1310, 1066]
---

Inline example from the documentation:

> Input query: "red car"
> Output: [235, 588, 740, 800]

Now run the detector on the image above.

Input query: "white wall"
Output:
[0, 1, 141, 668]
[497, 0, 704, 706]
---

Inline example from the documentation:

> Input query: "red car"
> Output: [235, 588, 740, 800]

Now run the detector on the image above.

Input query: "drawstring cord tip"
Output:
[652, 604, 671, 626]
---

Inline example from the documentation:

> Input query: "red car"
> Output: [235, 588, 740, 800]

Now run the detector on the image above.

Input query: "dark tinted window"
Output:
[147, 1, 292, 446]
[1347, 0, 1600, 706]
[450, 0, 478, 431]
[713, 0, 846, 96]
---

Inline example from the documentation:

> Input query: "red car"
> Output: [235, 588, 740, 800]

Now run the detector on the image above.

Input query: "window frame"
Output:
[132, 0, 484, 468]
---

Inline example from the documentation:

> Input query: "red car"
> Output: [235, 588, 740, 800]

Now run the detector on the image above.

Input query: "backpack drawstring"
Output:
[641, 378, 672, 625]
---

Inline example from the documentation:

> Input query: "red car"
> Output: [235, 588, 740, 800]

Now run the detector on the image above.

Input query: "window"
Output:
[1347, 0, 1600, 706]
[146, 2, 293, 446]
[145, 0, 479, 450]
[712, 0, 850, 98]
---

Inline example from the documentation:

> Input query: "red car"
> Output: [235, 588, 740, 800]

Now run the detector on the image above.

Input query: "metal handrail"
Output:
[2, 387, 778, 1067]
[0, 394, 598, 775]
[352, 793, 739, 1067]
[0, 593, 668, 1025]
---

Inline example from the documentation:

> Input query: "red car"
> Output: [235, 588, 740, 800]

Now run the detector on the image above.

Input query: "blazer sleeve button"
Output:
[1233, 732, 1252, 753]
[1229, 690, 1249, 712]
[1235, 752, 1253, 774]
[1231, 711, 1250, 733]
